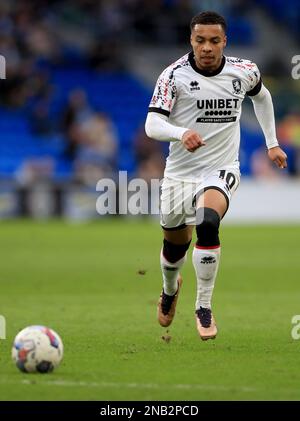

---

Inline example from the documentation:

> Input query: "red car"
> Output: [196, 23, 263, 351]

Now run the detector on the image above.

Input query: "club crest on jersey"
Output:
[190, 80, 200, 91]
[232, 78, 241, 94]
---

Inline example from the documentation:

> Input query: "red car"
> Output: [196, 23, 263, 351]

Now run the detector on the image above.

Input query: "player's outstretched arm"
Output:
[145, 112, 188, 142]
[250, 84, 287, 169]
[145, 112, 205, 152]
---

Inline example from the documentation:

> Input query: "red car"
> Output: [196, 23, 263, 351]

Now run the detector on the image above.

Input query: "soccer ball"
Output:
[12, 325, 63, 373]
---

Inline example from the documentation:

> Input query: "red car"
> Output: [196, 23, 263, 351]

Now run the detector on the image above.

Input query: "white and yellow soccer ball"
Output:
[12, 325, 63, 373]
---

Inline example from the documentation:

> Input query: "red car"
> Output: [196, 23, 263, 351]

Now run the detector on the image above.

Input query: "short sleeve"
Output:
[148, 67, 177, 117]
[245, 62, 262, 96]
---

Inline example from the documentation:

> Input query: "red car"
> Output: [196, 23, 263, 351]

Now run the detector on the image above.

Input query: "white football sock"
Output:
[192, 246, 221, 309]
[160, 250, 187, 296]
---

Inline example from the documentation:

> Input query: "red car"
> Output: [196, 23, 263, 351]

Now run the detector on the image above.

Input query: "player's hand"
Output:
[267, 146, 288, 169]
[181, 130, 206, 153]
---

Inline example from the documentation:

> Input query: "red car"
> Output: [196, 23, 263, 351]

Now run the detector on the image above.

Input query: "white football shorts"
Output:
[160, 168, 240, 229]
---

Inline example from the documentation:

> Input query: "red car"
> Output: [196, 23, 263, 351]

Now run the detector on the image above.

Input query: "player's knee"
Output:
[163, 239, 191, 263]
[196, 208, 220, 247]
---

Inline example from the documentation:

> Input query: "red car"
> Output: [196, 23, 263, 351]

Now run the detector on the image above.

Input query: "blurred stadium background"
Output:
[0, 0, 299, 222]
[1, 0, 300, 403]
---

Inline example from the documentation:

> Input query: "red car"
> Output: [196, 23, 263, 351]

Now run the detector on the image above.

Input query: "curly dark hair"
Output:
[190, 11, 227, 33]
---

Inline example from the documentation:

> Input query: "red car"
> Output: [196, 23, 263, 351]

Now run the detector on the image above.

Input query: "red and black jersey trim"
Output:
[246, 78, 262, 96]
[148, 107, 170, 117]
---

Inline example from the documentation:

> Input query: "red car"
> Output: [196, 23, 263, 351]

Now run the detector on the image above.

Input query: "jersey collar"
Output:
[188, 52, 226, 77]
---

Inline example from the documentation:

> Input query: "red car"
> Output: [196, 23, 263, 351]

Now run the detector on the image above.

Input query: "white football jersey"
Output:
[148, 52, 262, 182]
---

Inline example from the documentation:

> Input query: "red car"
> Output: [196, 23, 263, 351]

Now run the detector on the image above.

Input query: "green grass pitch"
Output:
[0, 219, 299, 401]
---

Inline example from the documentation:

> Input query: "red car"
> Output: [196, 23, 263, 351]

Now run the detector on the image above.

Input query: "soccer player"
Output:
[145, 11, 287, 340]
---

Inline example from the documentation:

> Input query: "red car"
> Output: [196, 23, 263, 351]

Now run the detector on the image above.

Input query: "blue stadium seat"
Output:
[0, 69, 151, 178]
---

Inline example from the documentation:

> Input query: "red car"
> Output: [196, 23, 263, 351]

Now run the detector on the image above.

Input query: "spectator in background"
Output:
[16, 157, 55, 186]
[61, 89, 93, 159]
[73, 112, 118, 185]
[89, 37, 124, 71]
[134, 126, 165, 183]
[29, 70, 55, 136]
[30, 98, 54, 136]
[61, 89, 118, 185]
[171, 0, 194, 44]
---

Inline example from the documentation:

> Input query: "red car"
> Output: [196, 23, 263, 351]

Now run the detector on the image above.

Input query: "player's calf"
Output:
[158, 238, 190, 327]
[157, 275, 183, 327]
[193, 207, 220, 339]
[160, 239, 190, 295]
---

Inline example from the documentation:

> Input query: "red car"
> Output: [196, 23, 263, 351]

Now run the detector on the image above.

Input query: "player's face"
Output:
[190, 24, 227, 72]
